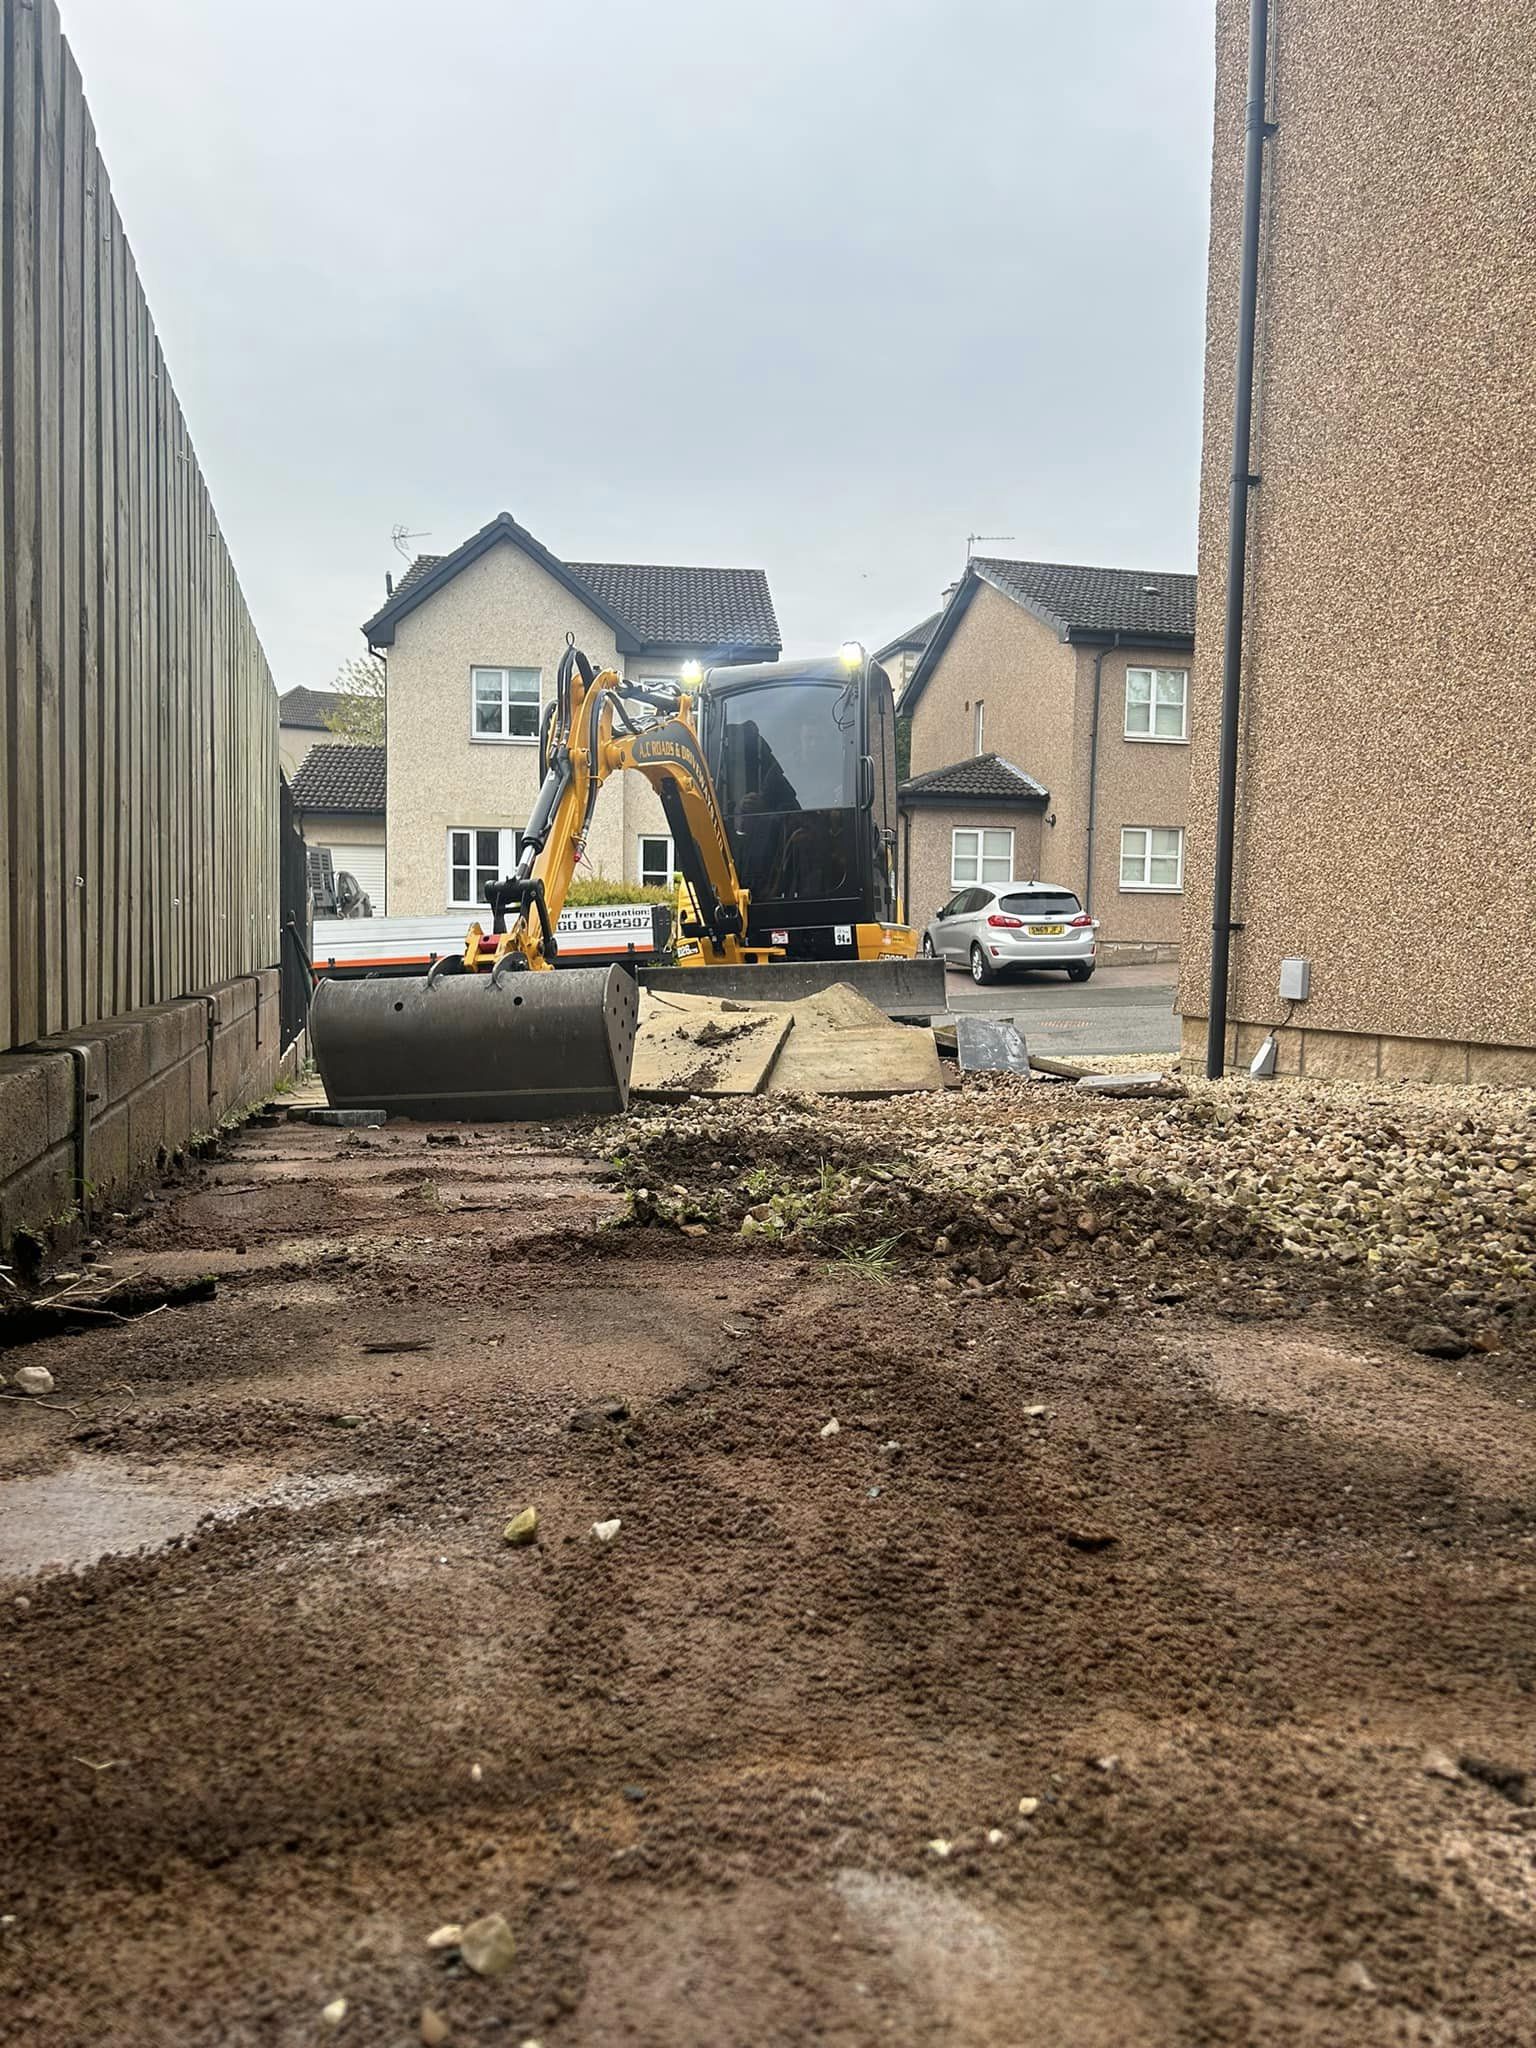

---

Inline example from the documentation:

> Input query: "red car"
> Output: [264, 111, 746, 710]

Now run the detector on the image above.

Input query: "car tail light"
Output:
[1068, 913, 1094, 927]
[987, 913, 1023, 928]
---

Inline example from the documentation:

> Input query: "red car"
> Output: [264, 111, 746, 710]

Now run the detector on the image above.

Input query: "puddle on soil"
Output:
[0, 1455, 384, 1581]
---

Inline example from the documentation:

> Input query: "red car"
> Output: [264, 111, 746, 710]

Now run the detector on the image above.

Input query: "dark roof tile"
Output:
[971, 557, 1196, 640]
[290, 743, 386, 813]
[277, 686, 340, 730]
[565, 561, 778, 650]
[899, 753, 1049, 805]
[361, 514, 779, 654]
[874, 609, 943, 662]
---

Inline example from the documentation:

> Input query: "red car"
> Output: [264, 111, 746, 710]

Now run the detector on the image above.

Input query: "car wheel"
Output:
[921, 934, 935, 958]
[969, 942, 996, 986]
[1067, 963, 1094, 983]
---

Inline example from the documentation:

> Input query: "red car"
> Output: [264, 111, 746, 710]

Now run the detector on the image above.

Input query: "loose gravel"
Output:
[606, 1074, 1536, 1352]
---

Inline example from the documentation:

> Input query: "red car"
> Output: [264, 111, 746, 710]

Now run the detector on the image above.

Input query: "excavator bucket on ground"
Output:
[309, 965, 640, 1121]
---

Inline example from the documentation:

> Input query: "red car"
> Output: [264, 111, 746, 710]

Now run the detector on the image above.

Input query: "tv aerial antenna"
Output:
[967, 532, 1015, 558]
[391, 523, 431, 559]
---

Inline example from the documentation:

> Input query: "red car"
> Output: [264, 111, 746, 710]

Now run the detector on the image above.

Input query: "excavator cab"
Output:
[698, 647, 903, 959]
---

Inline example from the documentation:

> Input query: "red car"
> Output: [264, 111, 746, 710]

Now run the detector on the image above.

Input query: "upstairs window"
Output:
[973, 699, 986, 753]
[472, 666, 541, 740]
[1124, 666, 1188, 741]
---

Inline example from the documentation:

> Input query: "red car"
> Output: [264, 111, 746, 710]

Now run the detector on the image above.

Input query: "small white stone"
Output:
[592, 1518, 622, 1544]
[926, 1837, 953, 1858]
[13, 1366, 54, 1397]
[1017, 1796, 1040, 1817]
[470, 1762, 483, 1782]
[425, 1923, 463, 1950]
[986, 1828, 1006, 1846]
[820, 1417, 841, 1438]
[321, 1997, 348, 2026]
[1023, 1404, 1048, 1418]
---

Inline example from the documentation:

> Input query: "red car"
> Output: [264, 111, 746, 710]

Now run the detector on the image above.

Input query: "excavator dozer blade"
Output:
[640, 956, 946, 1020]
[309, 965, 640, 1121]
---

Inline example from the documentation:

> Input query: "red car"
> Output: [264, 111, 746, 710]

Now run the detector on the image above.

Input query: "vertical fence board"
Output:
[58, 45, 84, 1026]
[34, 0, 62, 1036]
[2, 0, 278, 1051]
[5, 0, 39, 1047]
[0, 4, 11, 1037]
[76, 86, 99, 1027]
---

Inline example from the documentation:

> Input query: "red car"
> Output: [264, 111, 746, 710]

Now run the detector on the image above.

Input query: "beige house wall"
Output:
[280, 717, 358, 779]
[384, 543, 672, 914]
[299, 813, 385, 850]
[1075, 644, 1192, 954]
[278, 725, 316, 779]
[1180, 0, 1536, 1065]
[903, 806, 1045, 934]
[907, 585, 1191, 954]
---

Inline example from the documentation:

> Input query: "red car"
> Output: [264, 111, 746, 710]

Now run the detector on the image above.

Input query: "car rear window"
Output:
[999, 891, 1081, 919]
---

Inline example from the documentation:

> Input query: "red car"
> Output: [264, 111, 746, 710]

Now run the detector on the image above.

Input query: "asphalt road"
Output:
[932, 960, 1180, 1058]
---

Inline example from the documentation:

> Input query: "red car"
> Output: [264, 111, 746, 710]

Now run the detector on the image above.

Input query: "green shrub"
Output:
[564, 876, 674, 907]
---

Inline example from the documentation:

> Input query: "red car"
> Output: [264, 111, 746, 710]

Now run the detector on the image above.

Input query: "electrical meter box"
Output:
[1279, 957, 1311, 1002]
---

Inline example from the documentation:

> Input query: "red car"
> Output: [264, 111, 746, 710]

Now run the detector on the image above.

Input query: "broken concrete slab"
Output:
[1028, 1053, 1089, 1082]
[632, 990, 792, 1099]
[1076, 1071, 1183, 1099]
[763, 983, 943, 1097]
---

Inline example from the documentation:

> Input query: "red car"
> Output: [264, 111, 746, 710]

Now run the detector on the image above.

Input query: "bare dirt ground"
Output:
[3, 1080, 1535, 2048]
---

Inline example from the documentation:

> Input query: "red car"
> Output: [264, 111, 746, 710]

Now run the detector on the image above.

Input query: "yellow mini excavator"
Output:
[309, 638, 927, 1119]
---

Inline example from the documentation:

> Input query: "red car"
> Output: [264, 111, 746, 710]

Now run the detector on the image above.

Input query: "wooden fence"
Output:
[1, 0, 278, 1053]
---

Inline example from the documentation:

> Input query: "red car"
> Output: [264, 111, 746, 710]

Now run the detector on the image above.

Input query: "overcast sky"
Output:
[63, 0, 1216, 683]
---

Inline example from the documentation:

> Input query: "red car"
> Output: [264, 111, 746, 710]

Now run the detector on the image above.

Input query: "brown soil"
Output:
[2, 1102, 1535, 2047]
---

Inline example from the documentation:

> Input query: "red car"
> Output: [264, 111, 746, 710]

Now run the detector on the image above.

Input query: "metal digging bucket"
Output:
[309, 965, 640, 1121]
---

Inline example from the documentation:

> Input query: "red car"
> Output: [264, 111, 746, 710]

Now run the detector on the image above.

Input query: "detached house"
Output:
[362, 512, 780, 916]
[897, 559, 1196, 961]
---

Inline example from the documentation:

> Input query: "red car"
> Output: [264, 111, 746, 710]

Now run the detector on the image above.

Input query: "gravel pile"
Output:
[605, 1073, 1536, 1345]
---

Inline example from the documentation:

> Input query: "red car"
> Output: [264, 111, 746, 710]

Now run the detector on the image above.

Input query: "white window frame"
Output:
[951, 826, 1013, 887]
[470, 665, 542, 743]
[1119, 825, 1185, 892]
[973, 699, 986, 754]
[638, 833, 675, 889]
[1124, 666, 1189, 742]
[446, 827, 523, 909]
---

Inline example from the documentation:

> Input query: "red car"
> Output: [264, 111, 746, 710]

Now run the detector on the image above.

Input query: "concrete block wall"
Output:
[1181, 1015, 1536, 1088]
[0, 968, 283, 1255]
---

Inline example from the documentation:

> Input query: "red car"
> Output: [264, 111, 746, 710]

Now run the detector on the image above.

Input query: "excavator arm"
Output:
[463, 642, 759, 974]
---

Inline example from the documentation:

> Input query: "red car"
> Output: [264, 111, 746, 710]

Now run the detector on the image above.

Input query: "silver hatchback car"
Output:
[923, 883, 1098, 984]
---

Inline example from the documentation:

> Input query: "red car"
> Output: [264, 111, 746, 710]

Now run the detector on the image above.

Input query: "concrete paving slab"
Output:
[633, 990, 790, 1099]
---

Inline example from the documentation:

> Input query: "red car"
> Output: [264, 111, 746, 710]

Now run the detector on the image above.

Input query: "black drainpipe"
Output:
[1207, 0, 1275, 1079]
[1082, 632, 1120, 915]
[900, 803, 912, 926]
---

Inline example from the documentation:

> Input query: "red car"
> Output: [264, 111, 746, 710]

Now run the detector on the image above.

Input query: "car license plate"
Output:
[1029, 923, 1065, 936]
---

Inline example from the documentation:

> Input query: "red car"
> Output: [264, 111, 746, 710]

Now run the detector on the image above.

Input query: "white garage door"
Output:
[326, 843, 386, 915]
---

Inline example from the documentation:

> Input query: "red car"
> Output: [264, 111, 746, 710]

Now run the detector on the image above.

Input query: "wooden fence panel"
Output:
[0, 0, 279, 1051]
[5, 0, 40, 1047]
